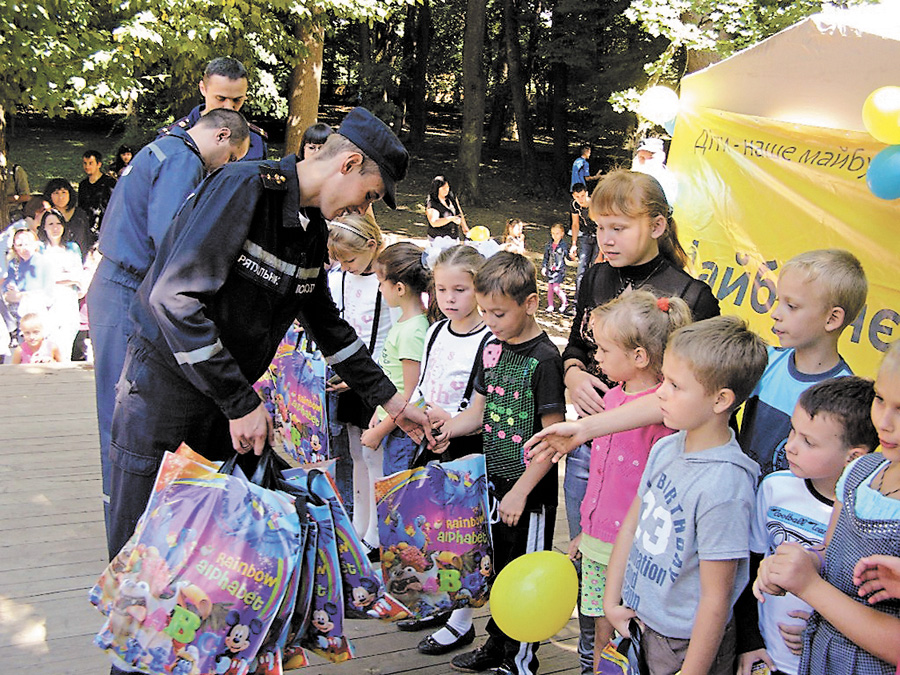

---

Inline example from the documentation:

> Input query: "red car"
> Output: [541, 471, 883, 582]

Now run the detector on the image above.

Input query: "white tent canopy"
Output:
[679, 0, 900, 130]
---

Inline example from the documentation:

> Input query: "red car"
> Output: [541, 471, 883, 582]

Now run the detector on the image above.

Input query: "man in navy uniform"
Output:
[158, 56, 268, 160]
[88, 108, 250, 548]
[106, 108, 433, 565]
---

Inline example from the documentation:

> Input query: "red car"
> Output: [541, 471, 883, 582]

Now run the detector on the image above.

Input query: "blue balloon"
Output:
[867, 145, 900, 200]
[664, 116, 677, 135]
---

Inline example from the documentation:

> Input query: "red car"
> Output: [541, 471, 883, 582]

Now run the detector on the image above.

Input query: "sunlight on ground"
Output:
[0, 596, 49, 654]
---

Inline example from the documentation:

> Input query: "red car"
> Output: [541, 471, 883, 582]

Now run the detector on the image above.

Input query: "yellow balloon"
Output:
[489, 551, 578, 643]
[863, 86, 900, 145]
[468, 225, 491, 242]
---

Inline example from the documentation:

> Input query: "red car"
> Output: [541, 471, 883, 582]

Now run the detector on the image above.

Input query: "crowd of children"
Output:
[313, 164, 900, 675]
[335, 171, 900, 675]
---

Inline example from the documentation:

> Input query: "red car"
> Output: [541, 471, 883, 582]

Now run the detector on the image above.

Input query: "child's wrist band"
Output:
[565, 363, 585, 375]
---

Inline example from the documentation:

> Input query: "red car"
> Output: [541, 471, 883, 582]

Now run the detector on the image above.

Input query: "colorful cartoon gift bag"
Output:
[295, 500, 354, 663]
[254, 324, 330, 464]
[89, 449, 303, 675]
[283, 468, 396, 620]
[375, 454, 493, 619]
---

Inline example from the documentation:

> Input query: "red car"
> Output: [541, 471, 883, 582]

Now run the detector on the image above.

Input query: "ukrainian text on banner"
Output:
[668, 107, 898, 377]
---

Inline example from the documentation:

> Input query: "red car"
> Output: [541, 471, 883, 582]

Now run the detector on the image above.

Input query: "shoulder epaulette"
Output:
[157, 116, 191, 136]
[249, 122, 268, 140]
[259, 164, 289, 191]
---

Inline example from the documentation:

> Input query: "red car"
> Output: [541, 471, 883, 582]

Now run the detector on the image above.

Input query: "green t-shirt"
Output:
[377, 313, 429, 419]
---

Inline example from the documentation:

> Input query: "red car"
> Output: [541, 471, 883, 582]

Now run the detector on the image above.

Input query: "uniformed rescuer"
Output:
[157, 56, 268, 160]
[87, 108, 250, 551]
[106, 107, 434, 562]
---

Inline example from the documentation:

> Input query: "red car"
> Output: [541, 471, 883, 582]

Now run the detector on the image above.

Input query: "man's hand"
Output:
[229, 402, 274, 455]
[384, 394, 439, 447]
[566, 368, 608, 416]
[524, 421, 585, 464]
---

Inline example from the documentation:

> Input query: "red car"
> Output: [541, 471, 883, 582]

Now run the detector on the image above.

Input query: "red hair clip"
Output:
[657, 297, 670, 312]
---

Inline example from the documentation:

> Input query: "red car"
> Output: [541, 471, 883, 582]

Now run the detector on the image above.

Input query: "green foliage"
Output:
[2, 0, 412, 123]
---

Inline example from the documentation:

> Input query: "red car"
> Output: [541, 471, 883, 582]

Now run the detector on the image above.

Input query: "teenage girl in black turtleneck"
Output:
[559, 169, 720, 673]
[562, 169, 720, 414]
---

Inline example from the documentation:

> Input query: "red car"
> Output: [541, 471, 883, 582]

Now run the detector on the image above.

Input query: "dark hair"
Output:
[579, 144, 591, 154]
[375, 242, 431, 295]
[590, 169, 688, 270]
[38, 208, 74, 247]
[204, 57, 248, 81]
[111, 145, 133, 175]
[83, 149, 102, 163]
[43, 178, 76, 210]
[300, 123, 334, 158]
[428, 175, 455, 206]
[798, 376, 878, 453]
[571, 182, 587, 195]
[23, 196, 48, 220]
[196, 108, 250, 145]
[474, 251, 537, 305]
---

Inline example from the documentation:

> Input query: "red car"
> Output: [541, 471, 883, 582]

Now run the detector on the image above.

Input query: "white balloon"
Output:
[638, 86, 680, 126]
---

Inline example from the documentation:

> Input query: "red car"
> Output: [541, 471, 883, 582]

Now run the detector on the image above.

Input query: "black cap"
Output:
[337, 107, 409, 209]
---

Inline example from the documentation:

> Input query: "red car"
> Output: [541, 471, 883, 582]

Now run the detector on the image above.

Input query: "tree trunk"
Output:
[456, 0, 487, 205]
[407, 1, 431, 149]
[486, 23, 510, 151]
[502, 0, 537, 184]
[550, 60, 568, 192]
[0, 105, 8, 227]
[285, 18, 325, 155]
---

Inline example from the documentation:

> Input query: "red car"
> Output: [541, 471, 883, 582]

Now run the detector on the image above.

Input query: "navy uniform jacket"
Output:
[157, 104, 267, 161]
[130, 154, 396, 420]
[98, 126, 205, 282]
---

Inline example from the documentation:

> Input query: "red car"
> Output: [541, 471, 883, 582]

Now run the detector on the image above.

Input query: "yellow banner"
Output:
[668, 107, 899, 378]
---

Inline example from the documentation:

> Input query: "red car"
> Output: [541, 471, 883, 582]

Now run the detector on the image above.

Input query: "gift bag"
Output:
[284, 468, 403, 621]
[295, 500, 354, 663]
[90, 449, 303, 675]
[254, 325, 330, 465]
[375, 454, 493, 619]
[596, 622, 649, 675]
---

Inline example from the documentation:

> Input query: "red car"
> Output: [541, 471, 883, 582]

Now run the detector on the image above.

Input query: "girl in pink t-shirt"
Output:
[12, 312, 62, 364]
[570, 290, 692, 671]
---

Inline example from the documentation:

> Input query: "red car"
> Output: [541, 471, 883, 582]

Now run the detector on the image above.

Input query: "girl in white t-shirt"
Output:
[327, 213, 395, 545]
[412, 244, 493, 655]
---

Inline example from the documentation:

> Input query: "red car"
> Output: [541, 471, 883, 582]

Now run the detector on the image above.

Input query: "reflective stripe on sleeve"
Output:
[324, 338, 365, 366]
[174, 339, 224, 366]
[147, 143, 167, 162]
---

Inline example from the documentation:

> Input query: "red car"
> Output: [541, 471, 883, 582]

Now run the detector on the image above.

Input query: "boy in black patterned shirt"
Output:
[435, 251, 566, 675]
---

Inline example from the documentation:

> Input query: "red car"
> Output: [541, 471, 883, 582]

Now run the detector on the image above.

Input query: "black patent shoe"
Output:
[396, 610, 452, 632]
[417, 624, 476, 656]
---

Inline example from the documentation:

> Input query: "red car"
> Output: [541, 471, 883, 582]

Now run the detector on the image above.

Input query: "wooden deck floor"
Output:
[0, 364, 582, 674]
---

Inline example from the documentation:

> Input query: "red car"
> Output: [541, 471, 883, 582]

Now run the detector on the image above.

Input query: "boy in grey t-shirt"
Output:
[604, 317, 768, 675]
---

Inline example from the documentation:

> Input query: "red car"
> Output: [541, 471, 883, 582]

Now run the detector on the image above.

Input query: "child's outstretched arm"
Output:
[603, 495, 641, 637]
[854, 555, 900, 604]
[681, 559, 738, 675]
[525, 394, 664, 464]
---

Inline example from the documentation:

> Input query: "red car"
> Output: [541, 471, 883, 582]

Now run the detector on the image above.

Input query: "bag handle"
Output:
[219, 446, 289, 490]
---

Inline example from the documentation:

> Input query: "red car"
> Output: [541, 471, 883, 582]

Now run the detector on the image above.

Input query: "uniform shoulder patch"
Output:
[259, 164, 289, 191]
[249, 122, 268, 140]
